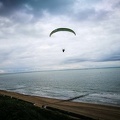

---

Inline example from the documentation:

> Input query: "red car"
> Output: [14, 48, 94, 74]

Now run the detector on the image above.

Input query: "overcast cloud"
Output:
[0, 0, 120, 73]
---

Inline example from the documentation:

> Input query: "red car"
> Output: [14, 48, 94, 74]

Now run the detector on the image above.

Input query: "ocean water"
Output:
[0, 68, 120, 106]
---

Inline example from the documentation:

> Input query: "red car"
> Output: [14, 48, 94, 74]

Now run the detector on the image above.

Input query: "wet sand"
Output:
[0, 90, 120, 120]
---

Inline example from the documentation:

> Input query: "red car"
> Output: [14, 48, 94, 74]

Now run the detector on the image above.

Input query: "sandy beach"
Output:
[0, 90, 120, 120]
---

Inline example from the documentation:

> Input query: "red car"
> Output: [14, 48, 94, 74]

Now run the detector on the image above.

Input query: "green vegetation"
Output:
[0, 95, 77, 120]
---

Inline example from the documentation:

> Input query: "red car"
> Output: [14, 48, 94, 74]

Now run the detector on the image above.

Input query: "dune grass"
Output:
[0, 95, 77, 120]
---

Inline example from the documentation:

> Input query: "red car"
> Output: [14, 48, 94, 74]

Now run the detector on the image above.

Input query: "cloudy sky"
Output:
[0, 0, 120, 73]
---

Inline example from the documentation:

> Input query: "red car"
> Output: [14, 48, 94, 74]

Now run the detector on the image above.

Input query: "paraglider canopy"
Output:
[49, 28, 76, 37]
[49, 27, 76, 52]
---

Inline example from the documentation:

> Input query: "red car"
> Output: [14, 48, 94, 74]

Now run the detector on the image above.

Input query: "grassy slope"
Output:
[0, 95, 77, 120]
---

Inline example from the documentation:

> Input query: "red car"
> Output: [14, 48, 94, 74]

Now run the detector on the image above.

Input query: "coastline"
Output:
[0, 90, 120, 120]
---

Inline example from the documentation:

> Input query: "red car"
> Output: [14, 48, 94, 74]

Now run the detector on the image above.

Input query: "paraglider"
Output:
[49, 28, 76, 52]
[62, 49, 65, 52]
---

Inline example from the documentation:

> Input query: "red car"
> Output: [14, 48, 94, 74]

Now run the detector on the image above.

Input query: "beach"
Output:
[0, 90, 120, 120]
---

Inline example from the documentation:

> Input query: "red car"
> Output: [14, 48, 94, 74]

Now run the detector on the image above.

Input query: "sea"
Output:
[0, 68, 120, 106]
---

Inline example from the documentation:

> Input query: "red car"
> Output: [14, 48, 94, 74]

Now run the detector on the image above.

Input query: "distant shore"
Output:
[0, 90, 120, 120]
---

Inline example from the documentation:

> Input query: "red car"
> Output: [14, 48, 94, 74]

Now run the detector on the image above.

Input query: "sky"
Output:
[0, 0, 120, 73]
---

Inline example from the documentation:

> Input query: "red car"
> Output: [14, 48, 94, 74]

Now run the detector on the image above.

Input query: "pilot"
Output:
[62, 49, 65, 52]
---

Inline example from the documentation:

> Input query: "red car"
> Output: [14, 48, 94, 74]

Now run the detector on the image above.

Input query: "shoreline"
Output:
[1, 89, 119, 107]
[0, 90, 120, 120]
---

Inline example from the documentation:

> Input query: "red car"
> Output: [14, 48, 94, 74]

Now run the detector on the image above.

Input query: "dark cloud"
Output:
[63, 58, 88, 64]
[99, 49, 120, 62]
[0, 0, 112, 23]
[113, 1, 120, 9]
[63, 52, 120, 64]
[0, 0, 74, 17]
[101, 54, 120, 62]
[0, 0, 24, 16]
[75, 8, 96, 21]
[75, 8, 109, 21]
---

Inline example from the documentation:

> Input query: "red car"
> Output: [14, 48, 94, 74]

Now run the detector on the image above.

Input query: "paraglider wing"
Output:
[49, 28, 76, 37]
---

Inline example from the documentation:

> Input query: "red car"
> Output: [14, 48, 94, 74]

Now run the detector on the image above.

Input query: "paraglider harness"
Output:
[62, 49, 65, 52]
